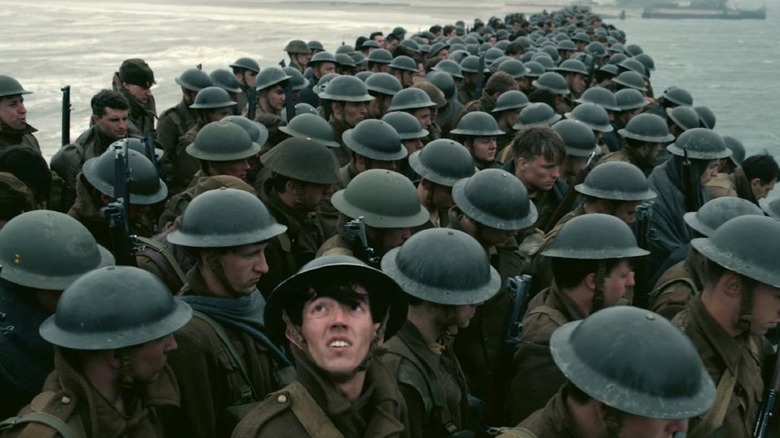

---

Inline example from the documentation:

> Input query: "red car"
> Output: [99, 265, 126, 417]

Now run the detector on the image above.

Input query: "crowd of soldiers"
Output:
[2, 4, 780, 437]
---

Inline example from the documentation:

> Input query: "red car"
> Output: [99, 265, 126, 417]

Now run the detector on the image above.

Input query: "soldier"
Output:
[338, 119, 406, 188]
[365, 72, 402, 119]
[563, 102, 614, 154]
[158, 120, 261, 227]
[163, 188, 292, 438]
[232, 254, 409, 437]
[426, 71, 463, 136]
[491, 90, 529, 155]
[165, 86, 236, 195]
[298, 52, 337, 108]
[411, 81, 447, 142]
[673, 215, 780, 437]
[551, 119, 600, 186]
[255, 137, 340, 296]
[500, 306, 715, 438]
[0, 211, 114, 418]
[250, 67, 290, 120]
[387, 87, 437, 138]
[284, 40, 311, 73]
[378, 228, 501, 437]
[277, 112, 340, 149]
[450, 111, 505, 170]
[50, 90, 132, 210]
[68, 142, 167, 254]
[382, 112, 429, 181]
[228, 57, 260, 116]
[319, 75, 374, 166]
[0, 266, 192, 437]
[112, 59, 156, 137]
[156, 67, 212, 166]
[409, 138, 475, 228]
[508, 213, 648, 423]
[706, 153, 779, 204]
[649, 197, 764, 320]
[366, 48, 393, 73]
[0, 75, 40, 152]
[453, 71, 518, 127]
[0, 173, 34, 228]
[598, 113, 674, 176]
[447, 169, 541, 425]
[458, 55, 488, 105]
[389, 56, 419, 88]
[209, 69, 243, 111]
[554, 59, 588, 99]
[317, 169, 428, 266]
[717, 135, 745, 174]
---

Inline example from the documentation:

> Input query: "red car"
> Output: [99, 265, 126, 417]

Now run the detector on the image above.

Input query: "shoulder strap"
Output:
[286, 381, 344, 438]
[526, 305, 569, 327]
[134, 236, 188, 287]
[688, 368, 736, 437]
[0, 412, 77, 438]
[192, 311, 257, 404]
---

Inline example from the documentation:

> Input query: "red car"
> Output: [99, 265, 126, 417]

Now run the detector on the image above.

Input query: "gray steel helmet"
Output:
[387, 88, 435, 112]
[598, 64, 620, 78]
[513, 102, 562, 130]
[586, 41, 608, 58]
[366, 72, 402, 97]
[307, 40, 325, 52]
[575, 87, 619, 112]
[618, 113, 674, 143]
[186, 120, 261, 162]
[452, 169, 538, 230]
[555, 59, 588, 76]
[433, 59, 464, 79]
[353, 51, 367, 65]
[223, 115, 269, 146]
[532, 55, 556, 72]
[284, 39, 310, 54]
[429, 42, 448, 58]
[612, 71, 647, 92]
[666, 106, 700, 132]
[280, 103, 318, 124]
[553, 120, 599, 158]
[666, 128, 732, 160]
[355, 71, 372, 82]
[763, 197, 780, 221]
[282, 67, 309, 91]
[381, 228, 501, 305]
[260, 137, 340, 184]
[0, 211, 114, 290]
[398, 39, 420, 54]
[607, 55, 627, 67]
[314, 73, 340, 96]
[556, 40, 577, 52]
[460, 55, 490, 74]
[451, 111, 504, 137]
[229, 57, 260, 73]
[542, 213, 649, 259]
[0, 75, 32, 98]
[684, 197, 764, 237]
[692, 215, 780, 288]
[661, 87, 693, 107]
[40, 266, 191, 350]
[723, 136, 746, 166]
[189, 86, 237, 109]
[694, 105, 716, 130]
[331, 169, 429, 229]
[266, 254, 407, 343]
[319, 75, 374, 102]
[551, 306, 715, 419]
[625, 44, 643, 57]
[532, 72, 570, 95]
[366, 48, 393, 64]
[540, 45, 561, 63]
[389, 55, 418, 73]
[497, 59, 528, 79]
[309, 51, 337, 65]
[209, 69, 242, 94]
[336, 53, 357, 69]
[634, 53, 656, 72]
[572, 32, 590, 44]
[492, 90, 530, 113]
[381, 111, 429, 140]
[485, 47, 505, 65]
[256, 67, 291, 92]
[278, 113, 340, 148]
[618, 58, 648, 78]
[523, 61, 546, 79]
[564, 102, 613, 132]
[343, 119, 407, 161]
[425, 71, 456, 99]
[614, 88, 649, 111]
[174, 67, 214, 92]
[575, 161, 656, 201]
[82, 143, 167, 205]
[409, 139, 475, 187]
[167, 188, 287, 248]
[609, 43, 626, 54]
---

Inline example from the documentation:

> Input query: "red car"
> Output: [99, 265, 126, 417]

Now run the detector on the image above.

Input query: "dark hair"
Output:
[484, 71, 517, 96]
[511, 125, 566, 164]
[442, 25, 456, 36]
[90, 89, 129, 117]
[355, 36, 368, 49]
[369, 31, 384, 40]
[742, 154, 780, 185]
[0, 146, 52, 204]
[429, 25, 442, 34]
[550, 257, 624, 289]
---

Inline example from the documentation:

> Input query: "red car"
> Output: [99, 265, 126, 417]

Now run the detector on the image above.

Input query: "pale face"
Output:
[123, 83, 153, 104]
[468, 137, 497, 163]
[613, 201, 643, 225]
[131, 333, 178, 383]
[751, 178, 776, 200]
[403, 138, 424, 155]
[92, 107, 129, 140]
[218, 242, 270, 296]
[292, 52, 312, 67]
[601, 260, 636, 307]
[516, 155, 561, 192]
[207, 158, 251, 180]
[411, 107, 432, 130]
[314, 62, 336, 79]
[699, 160, 720, 185]
[264, 85, 286, 112]
[335, 101, 368, 127]
[0, 95, 27, 130]
[298, 182, 333, 212]
[750, 282, 780, 335]
[299, 287, 379, 378]
[238, 70, 258, 88]
[367, 94, 391, 119]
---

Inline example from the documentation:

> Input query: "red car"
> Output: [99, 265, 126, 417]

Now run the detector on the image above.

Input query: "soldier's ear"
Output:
[285, 326, 303, 349]
[584, 272, 597, 291]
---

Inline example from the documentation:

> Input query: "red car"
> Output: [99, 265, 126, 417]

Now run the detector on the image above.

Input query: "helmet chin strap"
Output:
[206, 249, 241, 296]
[737, 276, 755, 333]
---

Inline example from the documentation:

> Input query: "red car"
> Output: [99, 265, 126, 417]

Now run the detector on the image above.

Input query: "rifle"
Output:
[278, 59, 286, 68]
[632, 201, 655, 309]
[474, 50, 487, 100]
[541, 150, 597, 233]
[99, 140, 137, 266]
[753, 352, 780, 437]
[246, 87, 258, 120]
[505, 274, 532, 344]
[283, 80, 295, 122]
[0, 311, 14, 340]
[61, 85, 71, 146]
[344, 216, 380, 265]
[143, 133, 159, 171]
[681, 144, 699, 212]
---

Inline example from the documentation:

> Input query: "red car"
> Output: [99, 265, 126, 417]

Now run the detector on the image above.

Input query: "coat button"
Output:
[61, 396, 71, 405]
[277, 394, 287, 403]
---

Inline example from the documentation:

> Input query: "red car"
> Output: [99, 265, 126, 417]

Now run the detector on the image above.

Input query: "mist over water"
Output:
[2, 0, 778, 166]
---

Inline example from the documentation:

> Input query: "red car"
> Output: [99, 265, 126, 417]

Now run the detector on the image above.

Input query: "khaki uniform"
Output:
[165, 269, 285, 438]
[113, 73, 156, 137]
[673, 297, 770, 438]
[648, 249, 705, 321]
[1, 348, 178, 438]
[376, 321, 468, 438]
[450, 94, 497, 130]
[499, 388, 578, 438]
[597, 147, 654, 176]
[529, 207, 582, 296]
[457, 84, 475, 107]
[706, 168, 757, 205]
[507, 283, 585, 424]
[496, 130, 516, 161]
[232, 349, 408, 438]
[329, 118, 353, 167]
[166, 121, 206, 197]
[317, 163, 356, 240]
[0, 122, 40, 153]
[157, 100, 198, 179]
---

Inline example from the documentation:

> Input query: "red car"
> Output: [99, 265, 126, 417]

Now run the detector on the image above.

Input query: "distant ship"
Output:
[641, 0, 766, 19]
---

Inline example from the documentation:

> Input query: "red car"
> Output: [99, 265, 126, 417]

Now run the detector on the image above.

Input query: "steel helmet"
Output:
[387, 88, 436, 112]
[342, 119, 407, 161]
[174, 67, 213, 92]
[229, 57, 260, 73]
[575, 161, 656, 202]
[612, 71, 646, 92]
[282, 67, 309, 91]
[389, 55, 418, 73]
[366, 72, 403, 97]
[319, 75, 374, 102]
[260, 137, 340, 185]
[409, 139, 476, 187]
[661, 87, 693, 107]
[450, 111, 504, 137]
[367, 48, 393, 65]
[452, 169, 538, 230]
[723, 136, 746, 166]
[541, 213, 648, 259]
[209, 69, 242, 94]
[186, 119, 261, 161]
[223, 115, 269, 146]
[694, 105, 716, 130]
[497, 59, 528, 79]
[0, 75, 32, 98]
[618, 113, 674, 143]
[284, 39, 310, 54]
[575, 87, 619, 112]
[433, 59, 464, 79]
[552, 120, 599, 158]
[513, 102, 561, 130]
[492, 90, 530, 113]
[666, 128, 731, 160]
[82, 142, 167, 205]
[666, 106, 701, 132]
[564, 103, 613, 132]
[278, 113, 340, 148]
[256, 67, 291, 92]
[684, 197, 764, 237]
[555, 59, 588, 76]
[614, 88, 649, 111]
[381, 111, 429, 140]
[189, 86, 237, 110]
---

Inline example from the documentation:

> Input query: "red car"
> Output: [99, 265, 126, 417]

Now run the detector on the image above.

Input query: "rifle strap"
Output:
[526, 305, 568, 327]
[689, 367, 736, 437]
[286, 380, 344, 438]
[135, 236, 188, 287]
[0, 412, 76, 438]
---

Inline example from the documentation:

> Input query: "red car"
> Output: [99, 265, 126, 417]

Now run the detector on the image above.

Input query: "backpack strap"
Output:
[0, 412, 76, 438]
[135, 236, 188, 287]
[286, 381, 344, 438]
[526, 305, 569, 327]
[688, 367, 736, 437]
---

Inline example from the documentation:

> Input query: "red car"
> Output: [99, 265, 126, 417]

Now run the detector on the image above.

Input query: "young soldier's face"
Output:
[218, 242, 270, 295]
[131, 333, 178, 382]
[616, 413, 687, 438]
[92, 107, 129, 140]
[0, 95, 27, 130]
[750, 282, 780, 335]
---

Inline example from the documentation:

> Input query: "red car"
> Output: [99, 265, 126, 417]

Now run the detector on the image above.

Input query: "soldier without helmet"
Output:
[112, 59, 157, 137]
